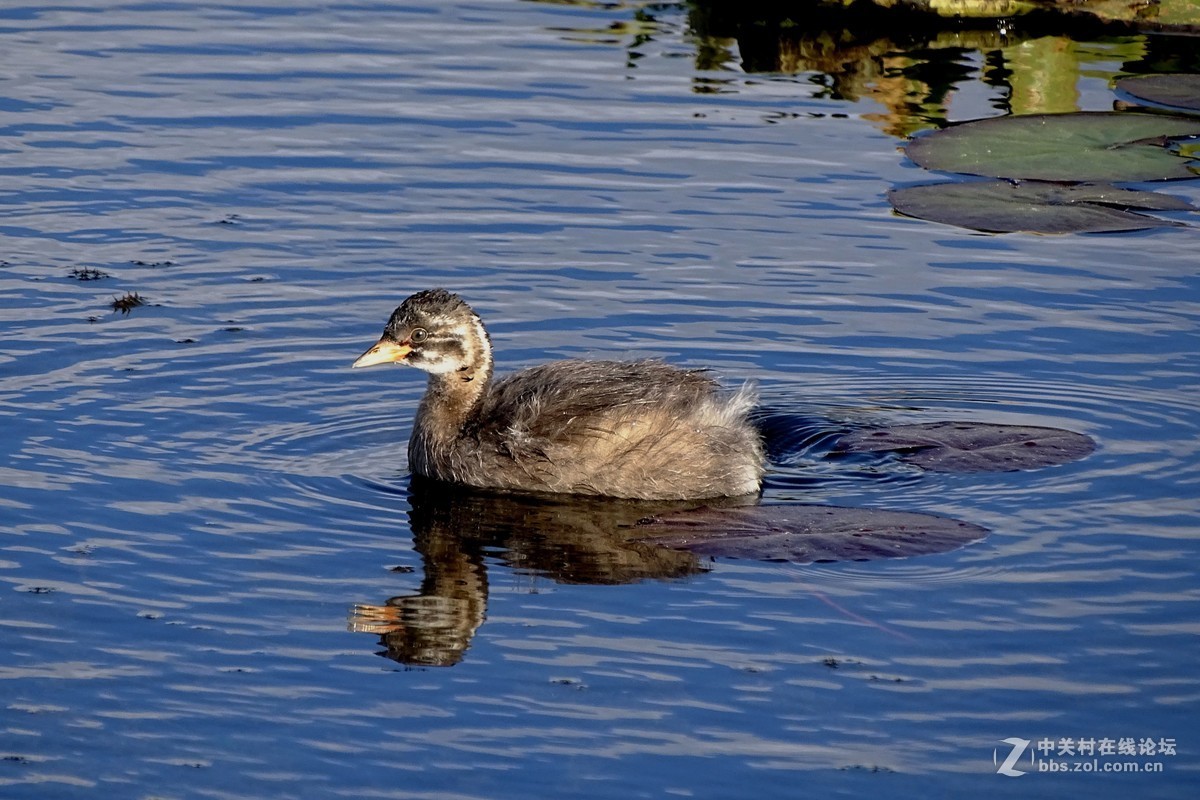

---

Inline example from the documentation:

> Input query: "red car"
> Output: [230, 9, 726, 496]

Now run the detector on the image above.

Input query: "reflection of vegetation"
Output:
[535, 2, 676, 70]
[1004, 36, 1080, 115]
[698, 0, 1200, 29]
[528, 1, 1200, 135]
[895, 0, 1038, 15]
[690, 1, 1200, 134]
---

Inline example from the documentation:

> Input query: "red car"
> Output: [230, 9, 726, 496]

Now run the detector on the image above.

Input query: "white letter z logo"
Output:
[995, 737, 1030, 776]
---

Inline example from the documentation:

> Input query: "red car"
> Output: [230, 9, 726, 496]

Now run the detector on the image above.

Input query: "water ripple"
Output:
[0, 2, 1197, 797]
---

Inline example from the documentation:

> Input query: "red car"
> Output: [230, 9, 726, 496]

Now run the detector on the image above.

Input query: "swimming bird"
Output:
[352, 289, 764, 500]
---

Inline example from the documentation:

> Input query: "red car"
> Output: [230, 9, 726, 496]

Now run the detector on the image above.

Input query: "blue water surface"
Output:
[1, 2, 1198, 799]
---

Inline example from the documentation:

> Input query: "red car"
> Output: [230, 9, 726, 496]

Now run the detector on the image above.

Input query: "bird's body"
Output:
[353, 289, 764, 500]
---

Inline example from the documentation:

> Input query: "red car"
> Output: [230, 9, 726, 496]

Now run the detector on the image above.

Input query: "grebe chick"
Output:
[353, 289, 764, 500]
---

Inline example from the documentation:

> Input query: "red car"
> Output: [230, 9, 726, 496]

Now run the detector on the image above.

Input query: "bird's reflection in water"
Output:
[351, 477, 754, 667]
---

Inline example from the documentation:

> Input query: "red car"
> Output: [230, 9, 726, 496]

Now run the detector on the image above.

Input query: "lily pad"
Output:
[837, 421, 1095, 472]
[631, 504, 987, 563]
[888, 180, 1193, 233]
[905, 112, 1200, 182]
[1117, 74, 1200, 113]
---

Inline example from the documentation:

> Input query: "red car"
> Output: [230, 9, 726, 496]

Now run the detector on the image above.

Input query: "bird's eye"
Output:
[409, 327, 428, 344]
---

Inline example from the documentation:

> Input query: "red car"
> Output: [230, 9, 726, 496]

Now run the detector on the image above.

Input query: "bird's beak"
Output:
[352, 337, 411, 368]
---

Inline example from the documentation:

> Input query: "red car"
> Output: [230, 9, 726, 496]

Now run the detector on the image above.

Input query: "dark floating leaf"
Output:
[837, 421, 1095, 472]
[631, 504, 987, 563]
[111, 291, 146, 315]
[906, 112, 1200, 182]
[888, 180, 1193, 234]
[1117, 74, 1200, 113]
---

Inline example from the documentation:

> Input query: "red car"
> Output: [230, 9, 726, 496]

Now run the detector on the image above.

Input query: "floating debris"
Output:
[130, 259, 176, 267]
[70, 267, 109, 281]
[111, 292, 146, 315]
[217, 214, 241, 225]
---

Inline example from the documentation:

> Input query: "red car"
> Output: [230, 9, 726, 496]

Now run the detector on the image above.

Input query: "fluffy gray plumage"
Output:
[361, 289, 765, 500]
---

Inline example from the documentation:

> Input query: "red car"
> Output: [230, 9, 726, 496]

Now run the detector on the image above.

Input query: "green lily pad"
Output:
[631, 504, 987, 563]
[905, 112, 1200, 182]
[1116, 74, 1200, 113]
[837, 421, 1095, 472]
[888, 180, 1193, 233]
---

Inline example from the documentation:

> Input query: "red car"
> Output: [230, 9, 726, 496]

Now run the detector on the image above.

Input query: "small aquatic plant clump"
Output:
[70, 267, 109, 281]
[111, 292, 146, 315]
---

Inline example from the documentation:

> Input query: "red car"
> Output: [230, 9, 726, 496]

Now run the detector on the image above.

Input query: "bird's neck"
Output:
[419, 366, 490, 433]
[409, 358, 490, 479]
[415, 321, 494, 438]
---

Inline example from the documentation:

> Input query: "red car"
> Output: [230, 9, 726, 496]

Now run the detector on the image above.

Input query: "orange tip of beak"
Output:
[352, 337, 412, 368]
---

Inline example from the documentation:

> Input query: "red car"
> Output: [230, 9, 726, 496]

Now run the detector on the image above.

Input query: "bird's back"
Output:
[434, 359, 764, 499]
